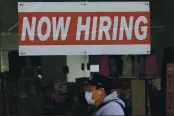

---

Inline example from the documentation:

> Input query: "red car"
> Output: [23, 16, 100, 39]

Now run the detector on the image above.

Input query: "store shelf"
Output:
[139, 77, 158, 79]
[118, 76, 135, 78]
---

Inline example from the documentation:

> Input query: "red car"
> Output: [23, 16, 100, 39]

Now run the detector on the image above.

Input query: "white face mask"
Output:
[85, 92, 95, 105]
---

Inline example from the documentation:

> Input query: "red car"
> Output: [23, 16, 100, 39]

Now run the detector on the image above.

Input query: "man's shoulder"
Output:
[102, 101, 124, 115]
[104, 101, 121, 109]
[96, 101, 125, 116]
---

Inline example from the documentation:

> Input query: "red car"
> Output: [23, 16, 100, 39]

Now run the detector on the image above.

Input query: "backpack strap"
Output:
[97, 99, 125, 111]
[114, 100, 125, 111]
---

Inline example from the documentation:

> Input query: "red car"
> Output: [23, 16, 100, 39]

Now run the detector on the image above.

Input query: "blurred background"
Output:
[0, 0, 174, 116]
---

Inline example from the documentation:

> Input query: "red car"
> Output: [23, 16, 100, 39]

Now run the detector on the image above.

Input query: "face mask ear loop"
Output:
[92, 89, 104, 101]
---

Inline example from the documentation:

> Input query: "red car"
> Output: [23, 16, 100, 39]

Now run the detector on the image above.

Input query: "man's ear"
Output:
[94, 88, 106, 97]
[93, 88, 106, 106]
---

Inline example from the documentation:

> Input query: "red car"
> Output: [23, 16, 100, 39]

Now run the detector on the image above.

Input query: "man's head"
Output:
[85, 74, 119, 106]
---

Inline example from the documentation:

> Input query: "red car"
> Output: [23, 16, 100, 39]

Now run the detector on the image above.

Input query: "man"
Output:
[85, 74, 125, 116]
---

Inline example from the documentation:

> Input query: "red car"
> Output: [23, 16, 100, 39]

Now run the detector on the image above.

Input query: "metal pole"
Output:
[0, 1, 3, 78]
[0, 1, 3, 113]
[85, 52, 89, 77]
[84, 1, 89, 77]
[0, 21, 2, 116]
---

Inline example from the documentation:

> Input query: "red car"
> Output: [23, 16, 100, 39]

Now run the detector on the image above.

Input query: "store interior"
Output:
[0, 49, 174, 116]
